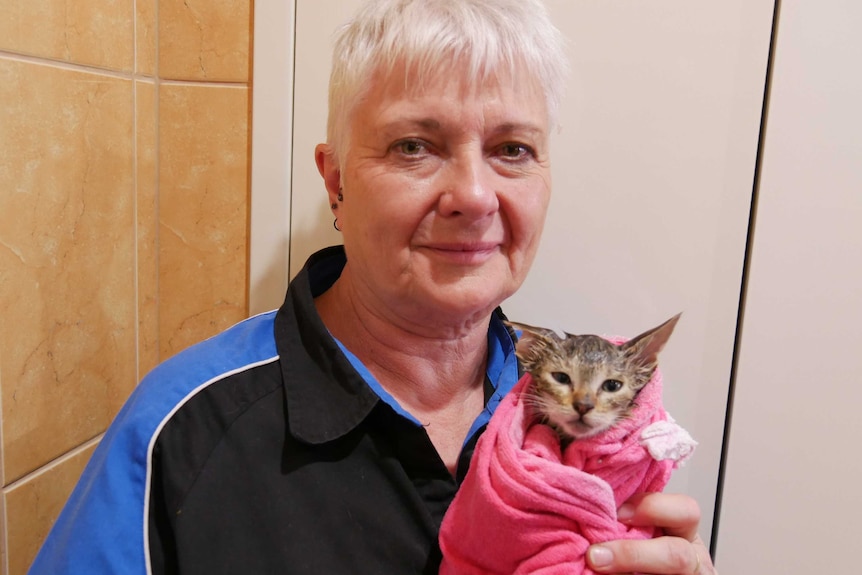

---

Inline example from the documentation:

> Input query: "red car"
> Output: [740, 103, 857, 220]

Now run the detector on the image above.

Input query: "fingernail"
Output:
[617, 503, 635, 522]
[588, 545, 613, 568]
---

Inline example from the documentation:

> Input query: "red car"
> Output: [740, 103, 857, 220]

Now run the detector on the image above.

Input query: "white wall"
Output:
[249, 0, 296, 315]
[287, 0, 357, 276]
[503, 1, 774, 542]
[714, 1, 862, 571]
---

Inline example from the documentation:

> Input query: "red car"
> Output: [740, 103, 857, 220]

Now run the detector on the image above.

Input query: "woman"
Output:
[30, 1, 716, 573]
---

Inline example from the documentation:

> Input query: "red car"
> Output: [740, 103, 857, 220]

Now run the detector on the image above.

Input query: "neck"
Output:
[316, 278, 490, 401]
[314, 269, 492, 472]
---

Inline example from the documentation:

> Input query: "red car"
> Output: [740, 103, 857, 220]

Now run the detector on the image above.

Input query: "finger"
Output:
[617, 492, 701, 541]
[689, 535, 717, 575]
[587, 535, 699, 574]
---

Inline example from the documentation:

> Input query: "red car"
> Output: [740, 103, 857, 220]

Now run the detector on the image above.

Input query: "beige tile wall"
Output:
[0, 1, 253, 573]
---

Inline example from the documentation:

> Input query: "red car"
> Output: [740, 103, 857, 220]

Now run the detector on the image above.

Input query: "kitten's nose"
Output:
[574, 400, 594, 415]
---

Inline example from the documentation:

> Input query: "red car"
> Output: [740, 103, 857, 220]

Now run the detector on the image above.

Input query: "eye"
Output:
[496, 142, 534, 161]
[550, 372, 571, 384]
[393, 139, 427, 156]
[601, 379, 623, 392]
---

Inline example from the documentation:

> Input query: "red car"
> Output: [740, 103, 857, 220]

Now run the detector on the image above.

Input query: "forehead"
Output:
[353, 58, 549, 131]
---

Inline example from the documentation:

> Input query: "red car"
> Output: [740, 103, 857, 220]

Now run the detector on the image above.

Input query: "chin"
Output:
[420, 269, 512, 305]
[419, 296, 501, 329]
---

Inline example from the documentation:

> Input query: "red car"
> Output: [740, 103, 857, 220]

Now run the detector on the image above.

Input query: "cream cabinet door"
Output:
[715, 1, 862, 571]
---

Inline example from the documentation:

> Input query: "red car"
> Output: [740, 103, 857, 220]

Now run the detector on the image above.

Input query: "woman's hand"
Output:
[586, 493, 717, 574]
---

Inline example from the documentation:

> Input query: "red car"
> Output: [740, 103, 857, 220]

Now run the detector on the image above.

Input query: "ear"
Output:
[505, 321, 562, 367]
[315, 143, 342, 212]
[622, 313, 681, 371]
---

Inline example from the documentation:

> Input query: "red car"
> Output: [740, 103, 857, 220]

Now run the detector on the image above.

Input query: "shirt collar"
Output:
[274, 246, 521, 445]
[274, 246, 379, 444]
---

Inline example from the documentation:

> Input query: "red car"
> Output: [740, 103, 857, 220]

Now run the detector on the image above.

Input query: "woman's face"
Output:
[318, 60, 552, 329]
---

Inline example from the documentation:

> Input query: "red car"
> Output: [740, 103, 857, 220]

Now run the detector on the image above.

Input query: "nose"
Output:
[437, 151, 499, 218]
[574, 399, 594, 415]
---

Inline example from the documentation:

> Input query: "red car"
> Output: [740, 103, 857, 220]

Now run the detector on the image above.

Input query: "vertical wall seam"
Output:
[286, 0, 298, 280]
[245, 0, 255, 315]
[710, 0, 783, 559]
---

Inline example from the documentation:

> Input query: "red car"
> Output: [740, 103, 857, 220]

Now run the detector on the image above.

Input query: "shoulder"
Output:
[129, 310, 284, 467]
[144, 310, 280, 395]
[117, 311, 280, 439]
[28, 311, 283, 574]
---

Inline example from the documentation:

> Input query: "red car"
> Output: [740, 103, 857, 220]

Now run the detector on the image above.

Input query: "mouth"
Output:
[419, 242, 501, 265]
[561, 417, 597, 437]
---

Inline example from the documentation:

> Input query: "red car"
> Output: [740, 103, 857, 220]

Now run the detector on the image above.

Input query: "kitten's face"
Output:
[526, 336, 646, 439]
[509, 314, 679, 441]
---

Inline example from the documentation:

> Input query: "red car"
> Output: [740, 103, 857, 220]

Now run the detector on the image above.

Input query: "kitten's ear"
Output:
[505, 321, 561, 366]
[622, 313, 681, 371]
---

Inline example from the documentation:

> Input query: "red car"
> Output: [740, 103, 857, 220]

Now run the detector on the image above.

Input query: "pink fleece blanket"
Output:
[438, 346, 695, 575]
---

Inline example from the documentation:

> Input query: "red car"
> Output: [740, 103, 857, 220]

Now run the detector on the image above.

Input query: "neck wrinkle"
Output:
[314, 269, 490, 412]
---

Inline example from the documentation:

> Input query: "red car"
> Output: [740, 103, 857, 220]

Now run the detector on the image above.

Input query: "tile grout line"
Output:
[154, 0, 161, 366]
[159, 79, 248, 88]
[134, 0, 141, 386]
[1, 381, 6, 575]
[2, 484, 7, 575]
[2, 435, 104, 493]
[0, 49, 138, 80]
[0, 50, 247, 88]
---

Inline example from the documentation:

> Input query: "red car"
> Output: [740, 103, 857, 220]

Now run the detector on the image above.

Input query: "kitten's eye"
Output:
[601, 379, 623, 392]
[550, 372, 571, 385]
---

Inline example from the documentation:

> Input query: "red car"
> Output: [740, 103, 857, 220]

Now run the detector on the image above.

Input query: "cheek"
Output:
[600, 392, 637, 416]
[504, 184, 550, 245]
[536, 381, 574, 410]
[347, 180, 430, 237]
[501, 198, 549, 284]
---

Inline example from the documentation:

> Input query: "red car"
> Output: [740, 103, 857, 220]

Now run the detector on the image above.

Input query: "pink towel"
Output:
[439, 341, 695, 575]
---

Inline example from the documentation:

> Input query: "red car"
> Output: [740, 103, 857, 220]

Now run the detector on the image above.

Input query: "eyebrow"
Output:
[381, 118, 546, 139]
[487, 122, 547, 139]
[381, 118, 442, 133]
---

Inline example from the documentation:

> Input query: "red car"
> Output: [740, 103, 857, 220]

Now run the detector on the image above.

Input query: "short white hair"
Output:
[326, 0, 569, 167]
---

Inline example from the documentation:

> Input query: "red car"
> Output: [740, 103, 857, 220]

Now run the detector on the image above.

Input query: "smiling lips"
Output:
[420, 242, 502, 266]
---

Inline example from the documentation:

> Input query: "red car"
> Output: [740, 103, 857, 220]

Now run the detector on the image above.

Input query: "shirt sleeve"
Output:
[28, 312, 280, 575]
[27, 389, 159, 575]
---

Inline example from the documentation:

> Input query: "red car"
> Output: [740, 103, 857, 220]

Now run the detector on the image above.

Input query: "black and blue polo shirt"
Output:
[30, 246, 522, 575]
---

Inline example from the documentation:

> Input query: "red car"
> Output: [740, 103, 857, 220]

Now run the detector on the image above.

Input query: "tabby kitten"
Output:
[507, 314, 680, 441]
